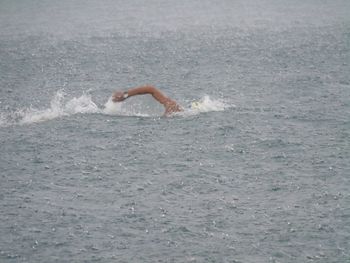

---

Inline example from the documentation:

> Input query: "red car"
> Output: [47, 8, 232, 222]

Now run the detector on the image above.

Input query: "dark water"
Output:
[1, 1, 350, 262]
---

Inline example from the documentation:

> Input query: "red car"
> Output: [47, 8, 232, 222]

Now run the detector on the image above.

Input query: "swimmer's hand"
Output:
[112, 91, 125, 102]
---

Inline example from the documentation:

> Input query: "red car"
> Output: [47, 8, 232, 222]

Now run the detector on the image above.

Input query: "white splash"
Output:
[184, 95, 233, 115]
[19, 91, 100, 124]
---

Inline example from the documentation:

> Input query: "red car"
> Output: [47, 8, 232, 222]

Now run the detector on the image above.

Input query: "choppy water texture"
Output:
[1, 0, 350, 262]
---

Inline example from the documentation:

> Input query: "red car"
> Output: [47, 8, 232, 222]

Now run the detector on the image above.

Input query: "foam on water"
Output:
[0, 91, 232, 126]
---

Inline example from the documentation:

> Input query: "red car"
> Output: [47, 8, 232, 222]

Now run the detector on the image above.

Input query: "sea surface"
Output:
[1, 0, 350, 262]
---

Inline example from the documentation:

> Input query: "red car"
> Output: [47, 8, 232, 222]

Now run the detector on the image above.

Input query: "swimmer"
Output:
[112, 85, 183, 116]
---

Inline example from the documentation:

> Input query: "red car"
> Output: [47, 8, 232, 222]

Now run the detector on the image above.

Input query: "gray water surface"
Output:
[1, 1, 350, 262]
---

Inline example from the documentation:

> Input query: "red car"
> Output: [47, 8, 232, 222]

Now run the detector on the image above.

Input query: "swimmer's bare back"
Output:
[112, 85, 182, 116]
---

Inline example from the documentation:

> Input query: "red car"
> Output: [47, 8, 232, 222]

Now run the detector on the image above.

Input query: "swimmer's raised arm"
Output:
[113, 85, 167, 103]
[112, 85, 182, 115]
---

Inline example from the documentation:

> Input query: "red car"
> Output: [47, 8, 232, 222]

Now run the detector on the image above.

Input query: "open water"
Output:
[1, 0, 350, 262]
